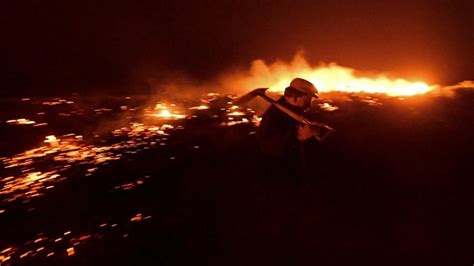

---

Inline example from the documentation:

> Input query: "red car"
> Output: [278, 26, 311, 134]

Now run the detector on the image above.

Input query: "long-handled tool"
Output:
[233, 88, 336, 142]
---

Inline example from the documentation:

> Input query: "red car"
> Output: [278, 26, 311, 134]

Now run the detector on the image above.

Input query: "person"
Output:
[257, 78, 320, 180]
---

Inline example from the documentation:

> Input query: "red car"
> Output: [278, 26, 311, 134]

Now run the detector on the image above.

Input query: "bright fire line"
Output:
[227, 54, 436, 96]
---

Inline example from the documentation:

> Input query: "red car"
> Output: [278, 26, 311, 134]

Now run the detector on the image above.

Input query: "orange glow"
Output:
[0, 255, 11, 262]
[6, 118, 36, 125]
[223, 53, 436, 96]
[44, 135, 59, 146]
[189, 105, 209, 110]
[319, 103, 339, 112]
[0, 95, 266, 263]
[1, 117, 182, 204]
[227, 111, 246, 116]
[148, 103, 186, 119]
[0, 171, 60, 201]
[66, 247, 75, 256]
[130, 213, 143, 222]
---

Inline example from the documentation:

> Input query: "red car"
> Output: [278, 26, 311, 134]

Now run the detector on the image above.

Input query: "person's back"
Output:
[257, 97, 301, 158]
[257, 78, 320, 180]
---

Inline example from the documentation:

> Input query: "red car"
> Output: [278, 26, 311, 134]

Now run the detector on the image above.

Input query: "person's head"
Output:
[284, 78, 319, 109]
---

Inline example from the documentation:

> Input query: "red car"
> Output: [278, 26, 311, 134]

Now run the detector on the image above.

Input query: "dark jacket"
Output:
[258, 98, 322, 181]
[257, 98, 304, 159]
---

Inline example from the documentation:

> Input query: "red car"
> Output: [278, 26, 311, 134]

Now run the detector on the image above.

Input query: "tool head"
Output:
[233, 88, 269, 105]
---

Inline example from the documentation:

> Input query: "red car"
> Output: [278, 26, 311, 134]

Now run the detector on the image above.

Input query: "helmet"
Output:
[289, 78, 319, 98]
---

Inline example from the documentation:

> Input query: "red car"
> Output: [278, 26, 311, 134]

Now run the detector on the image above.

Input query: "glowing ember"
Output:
[0, 209, 154, 263]
[113, 176, 149, 192]
[0, 171, 60, 202]
[189, 105, 209, 110]
[319, 103, 339, 112]
[220, 115, 261, 127]
[66, 247, 75, 256]
[44, 135, 59, 146]
[33, 123, 48, 127]
[0, 122, 176, 203]
[0, 255, 11, 263]
[42, 99, 75, 105]
[0, 95, 266, 264]
[19, 251, 31, 259]
[148, 103, 186, 119]
[227, 111, 246, 116]
[357, 96, 383, 106]
[6, 118, 36, 125]
[130, 213, 143, 222]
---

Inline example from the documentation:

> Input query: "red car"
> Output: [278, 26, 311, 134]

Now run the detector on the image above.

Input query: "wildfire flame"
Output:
[148, 103, 186, 119]
[221, 53, 436, 96]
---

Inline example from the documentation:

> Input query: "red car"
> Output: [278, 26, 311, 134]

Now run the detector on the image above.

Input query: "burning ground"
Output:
[0, 85, 474, 265]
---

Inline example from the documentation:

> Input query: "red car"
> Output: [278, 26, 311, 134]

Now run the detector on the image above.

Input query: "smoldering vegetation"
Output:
[0, 87, 473, 265]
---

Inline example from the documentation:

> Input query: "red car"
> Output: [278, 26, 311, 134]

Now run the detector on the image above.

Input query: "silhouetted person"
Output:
[257, 78, 319, 181]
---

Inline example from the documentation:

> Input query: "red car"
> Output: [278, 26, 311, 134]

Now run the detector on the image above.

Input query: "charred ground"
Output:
[0, 90, 473, 265]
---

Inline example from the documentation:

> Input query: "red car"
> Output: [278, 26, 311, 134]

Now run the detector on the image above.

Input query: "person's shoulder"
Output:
[263, 105, 288, 120]
[261, 104, 277, 116]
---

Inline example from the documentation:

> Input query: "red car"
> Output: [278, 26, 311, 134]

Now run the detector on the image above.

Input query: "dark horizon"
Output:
[2, 0, 473, 97]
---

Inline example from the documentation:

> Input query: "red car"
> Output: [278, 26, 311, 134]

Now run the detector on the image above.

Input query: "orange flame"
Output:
[221, 53, 436, 96]
[148, 103, 186, 119]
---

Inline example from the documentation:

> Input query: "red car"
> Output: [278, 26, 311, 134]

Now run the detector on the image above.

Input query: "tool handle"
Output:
[261, 94, 335, 132]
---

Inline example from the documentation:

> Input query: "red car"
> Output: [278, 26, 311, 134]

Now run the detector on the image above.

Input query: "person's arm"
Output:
[297, 124, 314, 142]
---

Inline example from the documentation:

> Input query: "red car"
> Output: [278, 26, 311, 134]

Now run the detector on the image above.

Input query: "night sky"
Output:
[2, 0, 473, 96]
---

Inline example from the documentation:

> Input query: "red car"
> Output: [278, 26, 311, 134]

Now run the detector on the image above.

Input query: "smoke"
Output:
[441, 80, 474, 91]
[217, 53, 313, 94]
[138, 52, 472, 101]
[142, 52, 329, 98]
